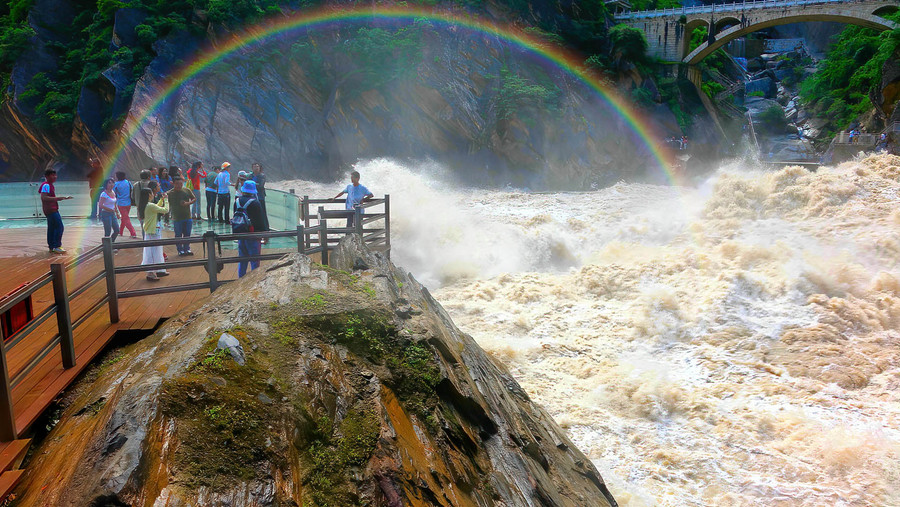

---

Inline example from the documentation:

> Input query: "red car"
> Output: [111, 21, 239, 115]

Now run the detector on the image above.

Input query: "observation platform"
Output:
[0, 185, 391, 501]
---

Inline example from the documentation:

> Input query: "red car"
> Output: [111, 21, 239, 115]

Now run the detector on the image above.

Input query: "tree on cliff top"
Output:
[800, 10, 900, 134]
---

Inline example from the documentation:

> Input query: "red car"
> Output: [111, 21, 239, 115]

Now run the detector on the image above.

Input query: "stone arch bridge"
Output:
[614, 0, 899, 64]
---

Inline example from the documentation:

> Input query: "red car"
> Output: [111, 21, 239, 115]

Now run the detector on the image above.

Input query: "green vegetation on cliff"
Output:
[800, 11, 900, 134]
[0, 0, 624, 132]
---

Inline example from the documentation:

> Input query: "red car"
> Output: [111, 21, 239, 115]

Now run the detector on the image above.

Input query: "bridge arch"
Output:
[685, 11, 897, 64]
[714, 16, 741, 33]
[682, 18, 710, 65]
[873, 5, 898, 17]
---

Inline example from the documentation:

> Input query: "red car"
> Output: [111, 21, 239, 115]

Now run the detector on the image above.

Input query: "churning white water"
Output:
[277, 155, 900, 506]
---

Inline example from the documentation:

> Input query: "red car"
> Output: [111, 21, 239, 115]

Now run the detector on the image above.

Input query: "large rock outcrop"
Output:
[12, 236, 617, 506]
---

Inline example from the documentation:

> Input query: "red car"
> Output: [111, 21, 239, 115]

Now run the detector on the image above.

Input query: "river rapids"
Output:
[276, 153, 900, 506]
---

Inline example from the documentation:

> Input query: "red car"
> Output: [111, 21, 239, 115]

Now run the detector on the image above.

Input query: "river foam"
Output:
[277, 155, 900, 506]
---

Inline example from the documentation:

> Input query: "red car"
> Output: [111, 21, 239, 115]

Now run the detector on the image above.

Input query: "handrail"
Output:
[0, 273, 53, 315]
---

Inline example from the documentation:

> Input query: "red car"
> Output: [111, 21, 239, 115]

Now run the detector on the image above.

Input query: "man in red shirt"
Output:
[39, 169, 73, 254]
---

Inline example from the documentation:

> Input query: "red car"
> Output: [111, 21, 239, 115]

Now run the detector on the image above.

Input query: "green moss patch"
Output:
[158, 329, 290, 490]
[301, 407, 380, 507]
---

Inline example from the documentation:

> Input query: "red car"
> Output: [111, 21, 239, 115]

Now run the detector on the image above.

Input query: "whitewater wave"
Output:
[276, 154, 900, 506]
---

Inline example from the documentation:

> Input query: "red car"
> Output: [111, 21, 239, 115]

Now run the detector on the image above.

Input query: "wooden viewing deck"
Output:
[0, 196, 390, 500]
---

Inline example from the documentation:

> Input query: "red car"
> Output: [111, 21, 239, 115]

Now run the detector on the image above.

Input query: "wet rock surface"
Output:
[12, 236, 616, 506]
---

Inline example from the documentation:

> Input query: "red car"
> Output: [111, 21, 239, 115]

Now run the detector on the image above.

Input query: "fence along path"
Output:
[0, 195, 390, 499]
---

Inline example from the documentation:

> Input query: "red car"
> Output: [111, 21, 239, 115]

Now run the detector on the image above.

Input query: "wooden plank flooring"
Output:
[0, 226, 294, 449]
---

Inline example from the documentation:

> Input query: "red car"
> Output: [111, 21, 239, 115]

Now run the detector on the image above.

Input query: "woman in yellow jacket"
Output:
[142, 181, 170, 281]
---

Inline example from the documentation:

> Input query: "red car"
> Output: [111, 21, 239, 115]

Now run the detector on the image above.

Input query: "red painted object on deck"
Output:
[0, 285, 33, 340]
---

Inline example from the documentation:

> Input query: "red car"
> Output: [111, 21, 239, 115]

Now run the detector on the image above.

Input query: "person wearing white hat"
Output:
[232, 179, 267, 277]
[215, 162, 232, 223]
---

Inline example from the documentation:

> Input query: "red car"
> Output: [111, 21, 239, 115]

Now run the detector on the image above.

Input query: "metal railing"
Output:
[0, 245, 108, 441]
[615, 0, 888, 19]
[300, 195, 391, 263]
[832, 132, 880, 146]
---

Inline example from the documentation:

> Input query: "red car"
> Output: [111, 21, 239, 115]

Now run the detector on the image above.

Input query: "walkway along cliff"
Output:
[9, 235, 618, 506]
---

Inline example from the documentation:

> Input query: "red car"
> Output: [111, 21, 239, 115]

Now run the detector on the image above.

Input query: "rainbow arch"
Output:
[103, 5, 678, 184]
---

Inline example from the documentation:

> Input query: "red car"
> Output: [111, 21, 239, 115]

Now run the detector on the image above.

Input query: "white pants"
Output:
[142, 230, 166, 274]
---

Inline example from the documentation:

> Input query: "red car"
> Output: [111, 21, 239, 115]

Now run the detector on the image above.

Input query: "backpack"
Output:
[231, 197, 256, 233]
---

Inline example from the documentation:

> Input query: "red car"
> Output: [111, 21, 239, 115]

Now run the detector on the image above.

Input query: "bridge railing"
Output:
[615, 0, 863, 19]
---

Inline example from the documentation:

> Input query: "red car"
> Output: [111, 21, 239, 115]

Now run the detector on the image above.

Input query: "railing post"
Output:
[101, 237, 119, 323]
[355, 207, 363, 237]
[318, 206, 328, 266]
[384, 194, 391, 260]
[51, 263, 76, 369]
[297, 225, 306, 254]
[0, 330, 16, 441]
[303, 196, 311, 248]
[205, 232, 219, 293]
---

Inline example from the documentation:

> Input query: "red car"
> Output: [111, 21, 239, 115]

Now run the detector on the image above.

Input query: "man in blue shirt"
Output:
[333, 170, 373, 228]
[215, 162, 232, 223]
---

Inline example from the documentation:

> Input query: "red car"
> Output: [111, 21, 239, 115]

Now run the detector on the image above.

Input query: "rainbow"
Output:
[102, 5, 678, 184]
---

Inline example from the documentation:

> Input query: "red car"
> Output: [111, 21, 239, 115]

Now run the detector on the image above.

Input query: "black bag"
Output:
[231, 197, 256, 233]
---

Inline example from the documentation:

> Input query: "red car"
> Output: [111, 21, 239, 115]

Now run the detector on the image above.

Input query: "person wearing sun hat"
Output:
[235, 170, 248, 198]
[215, 162, 232, 223]
[233, 179, 268, 277]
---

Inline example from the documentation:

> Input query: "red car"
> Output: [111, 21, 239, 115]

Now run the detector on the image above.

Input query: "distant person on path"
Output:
[169, 174, 196, 256]
[98, 178, 120, 244]
[333, 170, 373, 228]
[187, 161, 206, 220]
[251, 162, 269, 232]
[142, 181, 170, 281]
[87, 157, 104, 220]
[233, 180, 267, 277]
[135, 169, 152, 237]
[113, 171, 137, 239]
[205, 165, 219, 221]
[40, 169, 72, 254]
[216, 162, 232, 223]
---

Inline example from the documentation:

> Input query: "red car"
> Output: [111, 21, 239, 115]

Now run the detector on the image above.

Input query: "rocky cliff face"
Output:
[2, 1, 672, 189]
[11, 237, 617, 506]
[120, 24, 662, 190]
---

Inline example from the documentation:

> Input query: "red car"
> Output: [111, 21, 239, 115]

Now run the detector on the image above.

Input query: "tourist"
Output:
[159, 167, 173, 193]
[216, 162, 232, 223]
[333, 170, 374, 228]
[233, 180, 267, 277]
[169, 174, 195, 256]
[251, 162, 269, 231]
[135, 169, 152, 236]
[205, 165, 219, 221]
[187, 161, 206, 220]
[87, 157, 104, 220]
[149, 166, 159, 183]
[142, 181, 169, 281]
[97, 178, 120, 244]
[113, 171, 137, 239]
[39, 169, 72, 254]
[235, 170, 248, 198]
